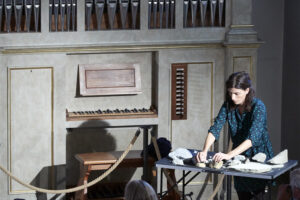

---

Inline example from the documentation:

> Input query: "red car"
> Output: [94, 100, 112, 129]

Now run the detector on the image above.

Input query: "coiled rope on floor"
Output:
[0, 128, 141, 194]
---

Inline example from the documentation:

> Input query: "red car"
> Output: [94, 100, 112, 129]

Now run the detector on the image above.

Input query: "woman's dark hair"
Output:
[226, 71, 255, 111]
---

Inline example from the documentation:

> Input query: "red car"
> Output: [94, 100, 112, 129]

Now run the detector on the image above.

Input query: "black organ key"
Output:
[124, 108, 130, 113]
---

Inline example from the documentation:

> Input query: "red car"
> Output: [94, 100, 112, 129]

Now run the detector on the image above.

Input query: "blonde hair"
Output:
[124, 180, 158, 200]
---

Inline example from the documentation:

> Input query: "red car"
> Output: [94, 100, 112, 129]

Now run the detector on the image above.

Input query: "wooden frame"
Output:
[79, 63, 142, 96]
[171, 63, 188, 120]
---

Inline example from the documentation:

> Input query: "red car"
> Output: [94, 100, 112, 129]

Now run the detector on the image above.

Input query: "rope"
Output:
[0, 128, 141, 194]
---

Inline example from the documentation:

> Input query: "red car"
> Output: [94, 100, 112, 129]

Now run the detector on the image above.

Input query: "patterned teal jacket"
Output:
[208, 97, 274, 192]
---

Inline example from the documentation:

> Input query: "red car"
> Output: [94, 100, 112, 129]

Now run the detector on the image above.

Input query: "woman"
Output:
[196, 71, 274, 200]
[124, 180, 158, 200]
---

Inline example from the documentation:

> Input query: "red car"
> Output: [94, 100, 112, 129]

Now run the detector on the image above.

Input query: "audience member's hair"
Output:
[124, 180, 158, 200]
[290, 168, 300, 188]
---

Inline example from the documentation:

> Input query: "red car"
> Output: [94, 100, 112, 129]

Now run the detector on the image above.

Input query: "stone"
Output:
[267, 149, 288, 165]
[213, 160, 223, 169]
[252, 152, 267, 163]
[227, 159, 242, 166]
[233, 155, 246, 162]
[270, 164, 284, 169]
[244, 158, 250, 164]
[168, 148, 193, 160]
[196, 162, 206, 168]
[228, 162, 272, 173]
[168, 148, 193, 165]
[172, 157, 184, 165]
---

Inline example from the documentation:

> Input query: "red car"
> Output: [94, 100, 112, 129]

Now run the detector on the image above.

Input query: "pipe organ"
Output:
[49, 0, 76, 31]
[183, 0, 225, 27]
[0, 0, 40, 32]
[85, 0, 140, 30]
[0, 0, 262, 199]
[0, 0, 225, 33]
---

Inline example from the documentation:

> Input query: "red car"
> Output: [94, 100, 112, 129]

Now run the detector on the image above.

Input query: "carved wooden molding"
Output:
[79, 63, 142, 96]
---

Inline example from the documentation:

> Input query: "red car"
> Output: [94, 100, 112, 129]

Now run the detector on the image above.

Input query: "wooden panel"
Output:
[86, 69, 135, 88]
[171, 64, 188, 120]
[79, 64, 142, 96]
[9, 67, 53, 193]
[233, 56, 253, 77]
[171, 63, 213, 184]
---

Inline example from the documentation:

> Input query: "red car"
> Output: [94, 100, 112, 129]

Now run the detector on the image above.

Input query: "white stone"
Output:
[227, 159, 242, 166]
[172, 157, 184, 165]
[233, 155, 246, 161]
[252, 152, 267, 163]
[228, 162, 272, 173]
[270, 164, 284, 169]
[267, 149, 288, 165]
[169, 148, 193, 165]
[196, 162, 206, 168]
[168, 148, 193, 160]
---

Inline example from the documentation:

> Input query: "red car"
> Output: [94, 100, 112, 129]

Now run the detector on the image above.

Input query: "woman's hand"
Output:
[196, 151, 207, 163]
[213, 152, 232, 162]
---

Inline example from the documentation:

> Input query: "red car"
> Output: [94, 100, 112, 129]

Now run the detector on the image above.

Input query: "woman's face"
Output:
[228, 88, 249, 105]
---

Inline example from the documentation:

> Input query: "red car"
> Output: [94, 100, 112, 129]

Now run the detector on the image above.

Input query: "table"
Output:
[156, 151, 298, 200]
[75, 150, 156, 200]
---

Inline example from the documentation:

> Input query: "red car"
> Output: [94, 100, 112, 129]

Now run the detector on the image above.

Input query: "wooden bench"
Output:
[74, 150, 155, 200]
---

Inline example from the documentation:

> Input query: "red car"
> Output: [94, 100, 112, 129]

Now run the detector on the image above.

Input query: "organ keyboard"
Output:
[66, 106, 158, 121]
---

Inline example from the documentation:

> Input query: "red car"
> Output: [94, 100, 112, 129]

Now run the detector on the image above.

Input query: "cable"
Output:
[0, 129, 141, 194]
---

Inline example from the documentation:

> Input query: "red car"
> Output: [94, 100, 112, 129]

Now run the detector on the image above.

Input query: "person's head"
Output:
[226, 71, 255, 111]
[290, 168, 300, 200]
[124, 180, 158, 200]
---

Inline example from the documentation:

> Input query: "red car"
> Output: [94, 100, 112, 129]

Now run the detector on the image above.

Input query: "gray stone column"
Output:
[224, 0, 263, 81]
[223, 2, 263, 197]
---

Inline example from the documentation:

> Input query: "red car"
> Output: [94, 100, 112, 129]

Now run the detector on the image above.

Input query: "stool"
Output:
[74, 150, 155, 200]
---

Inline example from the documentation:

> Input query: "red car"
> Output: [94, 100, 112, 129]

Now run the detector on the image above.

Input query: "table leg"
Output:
[227, 175, 232, 200]
[160, 168, 163, 196]
[268, 182, 272, 200]
[143, 127, 149, 182]
[182, 170, 185, 200]
[75, 164, 90, 200]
